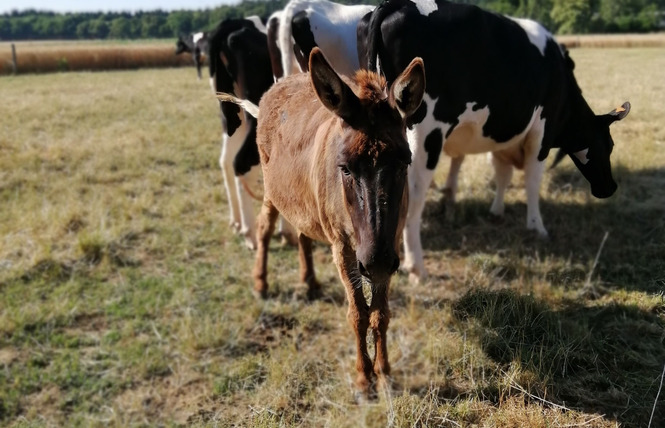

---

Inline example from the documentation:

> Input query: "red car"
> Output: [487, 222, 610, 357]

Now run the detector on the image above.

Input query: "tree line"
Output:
[0, 0, 663, 41]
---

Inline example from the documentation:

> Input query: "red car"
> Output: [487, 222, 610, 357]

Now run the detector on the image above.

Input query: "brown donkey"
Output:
[220, 47, 425, 395]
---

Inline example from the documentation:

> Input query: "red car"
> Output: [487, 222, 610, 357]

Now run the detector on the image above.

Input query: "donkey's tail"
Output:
[216, 92, 260, 119]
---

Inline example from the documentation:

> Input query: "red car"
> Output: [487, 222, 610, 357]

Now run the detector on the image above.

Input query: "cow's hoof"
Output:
[243, 235, 257, 251]
[279, 231, 299, 247]
[488, 213, 505, 225]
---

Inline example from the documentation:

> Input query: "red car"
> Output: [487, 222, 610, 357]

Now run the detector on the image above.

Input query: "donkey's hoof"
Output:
[306, 284, 323, 301]
[252, 282, 268, 300]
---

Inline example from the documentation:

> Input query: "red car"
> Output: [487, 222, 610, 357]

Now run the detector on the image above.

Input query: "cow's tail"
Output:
[216, 93, 260, 119]
[365, 0, 407, 72]
[549, 148, 567, 169]
[277, 0, 305, 78]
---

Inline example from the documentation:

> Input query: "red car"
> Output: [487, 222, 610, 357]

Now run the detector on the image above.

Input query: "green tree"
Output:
[76, 21, 89, 39]
[551, 0, 592, 33]
[108, 17, 131, 39]
[88, 19, 109, 39]
[599, 0, 660, 32]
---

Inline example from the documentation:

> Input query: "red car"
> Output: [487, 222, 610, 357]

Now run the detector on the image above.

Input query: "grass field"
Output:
[0, 47, 664, 427]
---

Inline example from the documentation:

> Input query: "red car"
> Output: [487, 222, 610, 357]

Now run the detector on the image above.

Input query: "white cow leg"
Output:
[220, 134, 241, 232]
[442, 155, 464, 221]
[489, 152, 513, 217]
[402, 160, 435, 284]
[235, 165, 261, 250]
[523, 150, 548, 238]
[278, 218, 298, 246]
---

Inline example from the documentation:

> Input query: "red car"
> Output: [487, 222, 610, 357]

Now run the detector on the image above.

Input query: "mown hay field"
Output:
[0, 47, 664, 427]
[0, 39, 192, 74]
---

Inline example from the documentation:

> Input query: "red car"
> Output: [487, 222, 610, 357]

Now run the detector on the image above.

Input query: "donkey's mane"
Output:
[341, 70, 410, 164]
[353, 69, 388, 104]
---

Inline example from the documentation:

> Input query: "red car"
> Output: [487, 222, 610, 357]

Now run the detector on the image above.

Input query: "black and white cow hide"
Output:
[208, 16, 294, 249]
[175, 31, 209, 80]
[358, 0, 630, 281]
[274, 0, 374, 78]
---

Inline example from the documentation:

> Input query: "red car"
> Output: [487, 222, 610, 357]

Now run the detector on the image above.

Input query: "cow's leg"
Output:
[194, 51, 202, 80]
[523, 128, 548, 237]
[441, 155, 465, 221]
[235, 165, 260, 250]
[298, 233, 321, 300]
[279, 218, 298, 246]
[252, 199, 279, 299]
[220, 133, 242, 233]
[402, 126, 438, 282]
[369, 282, 390, 390]
[489, 152, 513, 217]
[333, 243, 373, 397]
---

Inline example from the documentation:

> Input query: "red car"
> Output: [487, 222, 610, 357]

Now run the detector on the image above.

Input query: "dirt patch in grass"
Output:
[113, 375, 210, 425]
[0, 348, 21, 366]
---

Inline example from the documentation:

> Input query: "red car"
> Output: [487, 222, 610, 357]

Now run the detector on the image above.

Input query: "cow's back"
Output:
[368, 0, 566, 144]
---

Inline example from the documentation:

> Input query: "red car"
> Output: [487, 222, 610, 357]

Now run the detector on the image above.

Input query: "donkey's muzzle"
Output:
[357, 249, 400, 283]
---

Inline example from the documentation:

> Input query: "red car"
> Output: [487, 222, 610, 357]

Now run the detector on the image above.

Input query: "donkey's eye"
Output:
[340, 165, 351, 176]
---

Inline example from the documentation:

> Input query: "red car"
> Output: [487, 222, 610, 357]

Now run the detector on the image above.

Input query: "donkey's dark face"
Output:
[308, 48, 425, 283]
[339, 132, 411, 283]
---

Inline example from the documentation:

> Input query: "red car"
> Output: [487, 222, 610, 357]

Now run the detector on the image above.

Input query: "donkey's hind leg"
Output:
[297, 233, 322, 300]
[252, 199, 279, 299]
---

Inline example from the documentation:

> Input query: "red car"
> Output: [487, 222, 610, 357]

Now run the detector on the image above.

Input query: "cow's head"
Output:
[309, 48, 425, 283]
[567, 102, 630, 198]
[175, 34, 190, 55]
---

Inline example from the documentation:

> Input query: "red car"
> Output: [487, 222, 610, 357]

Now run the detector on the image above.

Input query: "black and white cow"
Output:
[359, 0, 630, 281]
[209, 16, 294, 249]
[275, 0, 374, 78]
[175, 31, 209, 80]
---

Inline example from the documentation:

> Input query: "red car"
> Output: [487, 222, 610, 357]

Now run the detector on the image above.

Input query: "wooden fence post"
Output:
[11, 43, 17, 74]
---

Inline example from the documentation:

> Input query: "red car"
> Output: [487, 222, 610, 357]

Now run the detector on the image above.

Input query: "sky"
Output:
[0, 0, 239, 14]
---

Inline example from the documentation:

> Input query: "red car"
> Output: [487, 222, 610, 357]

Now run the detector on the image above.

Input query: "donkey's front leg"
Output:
[298, 234, 322, 300]
[252, 199, 279, 299]
[333, 244, 373, 397]
[369, 282, 391, 390]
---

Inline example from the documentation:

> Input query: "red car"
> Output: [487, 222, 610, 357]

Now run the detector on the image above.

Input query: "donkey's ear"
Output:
[391, 57, 425, 118]
[309, 48, 361, 123]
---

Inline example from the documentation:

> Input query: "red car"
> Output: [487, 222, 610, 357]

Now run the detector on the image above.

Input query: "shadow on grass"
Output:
[450, 288, 665, 427]
[419, 166, 665, 293]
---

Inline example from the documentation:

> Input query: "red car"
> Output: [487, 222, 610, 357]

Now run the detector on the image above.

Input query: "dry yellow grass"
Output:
[557, 33, 665, 48]
[0, 40, 192, 74]
[0, 47, 663, 427]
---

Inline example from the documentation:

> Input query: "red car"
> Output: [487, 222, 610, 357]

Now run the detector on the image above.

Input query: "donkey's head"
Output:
[309, 48, 425, 283]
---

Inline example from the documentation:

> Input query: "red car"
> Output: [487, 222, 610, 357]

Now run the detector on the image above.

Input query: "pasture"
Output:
[0, 46, 663, 427]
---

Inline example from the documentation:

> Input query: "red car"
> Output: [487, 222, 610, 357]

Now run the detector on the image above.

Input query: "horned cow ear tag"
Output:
[615, 105, 626, 113]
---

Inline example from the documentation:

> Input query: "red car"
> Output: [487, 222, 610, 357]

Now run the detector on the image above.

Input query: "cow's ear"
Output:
[309, 47, 361, 123]
[391, 57, 425, 118]
[603, 101, 631, 124]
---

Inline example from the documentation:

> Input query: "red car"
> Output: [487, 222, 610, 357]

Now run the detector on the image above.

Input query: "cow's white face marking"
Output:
[573, 148, 590, 165]
[246, 15, 267, 34]
[414, 0, 438, 16]
[193, 32, 204, 44]
[508, 17, 550, 56]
